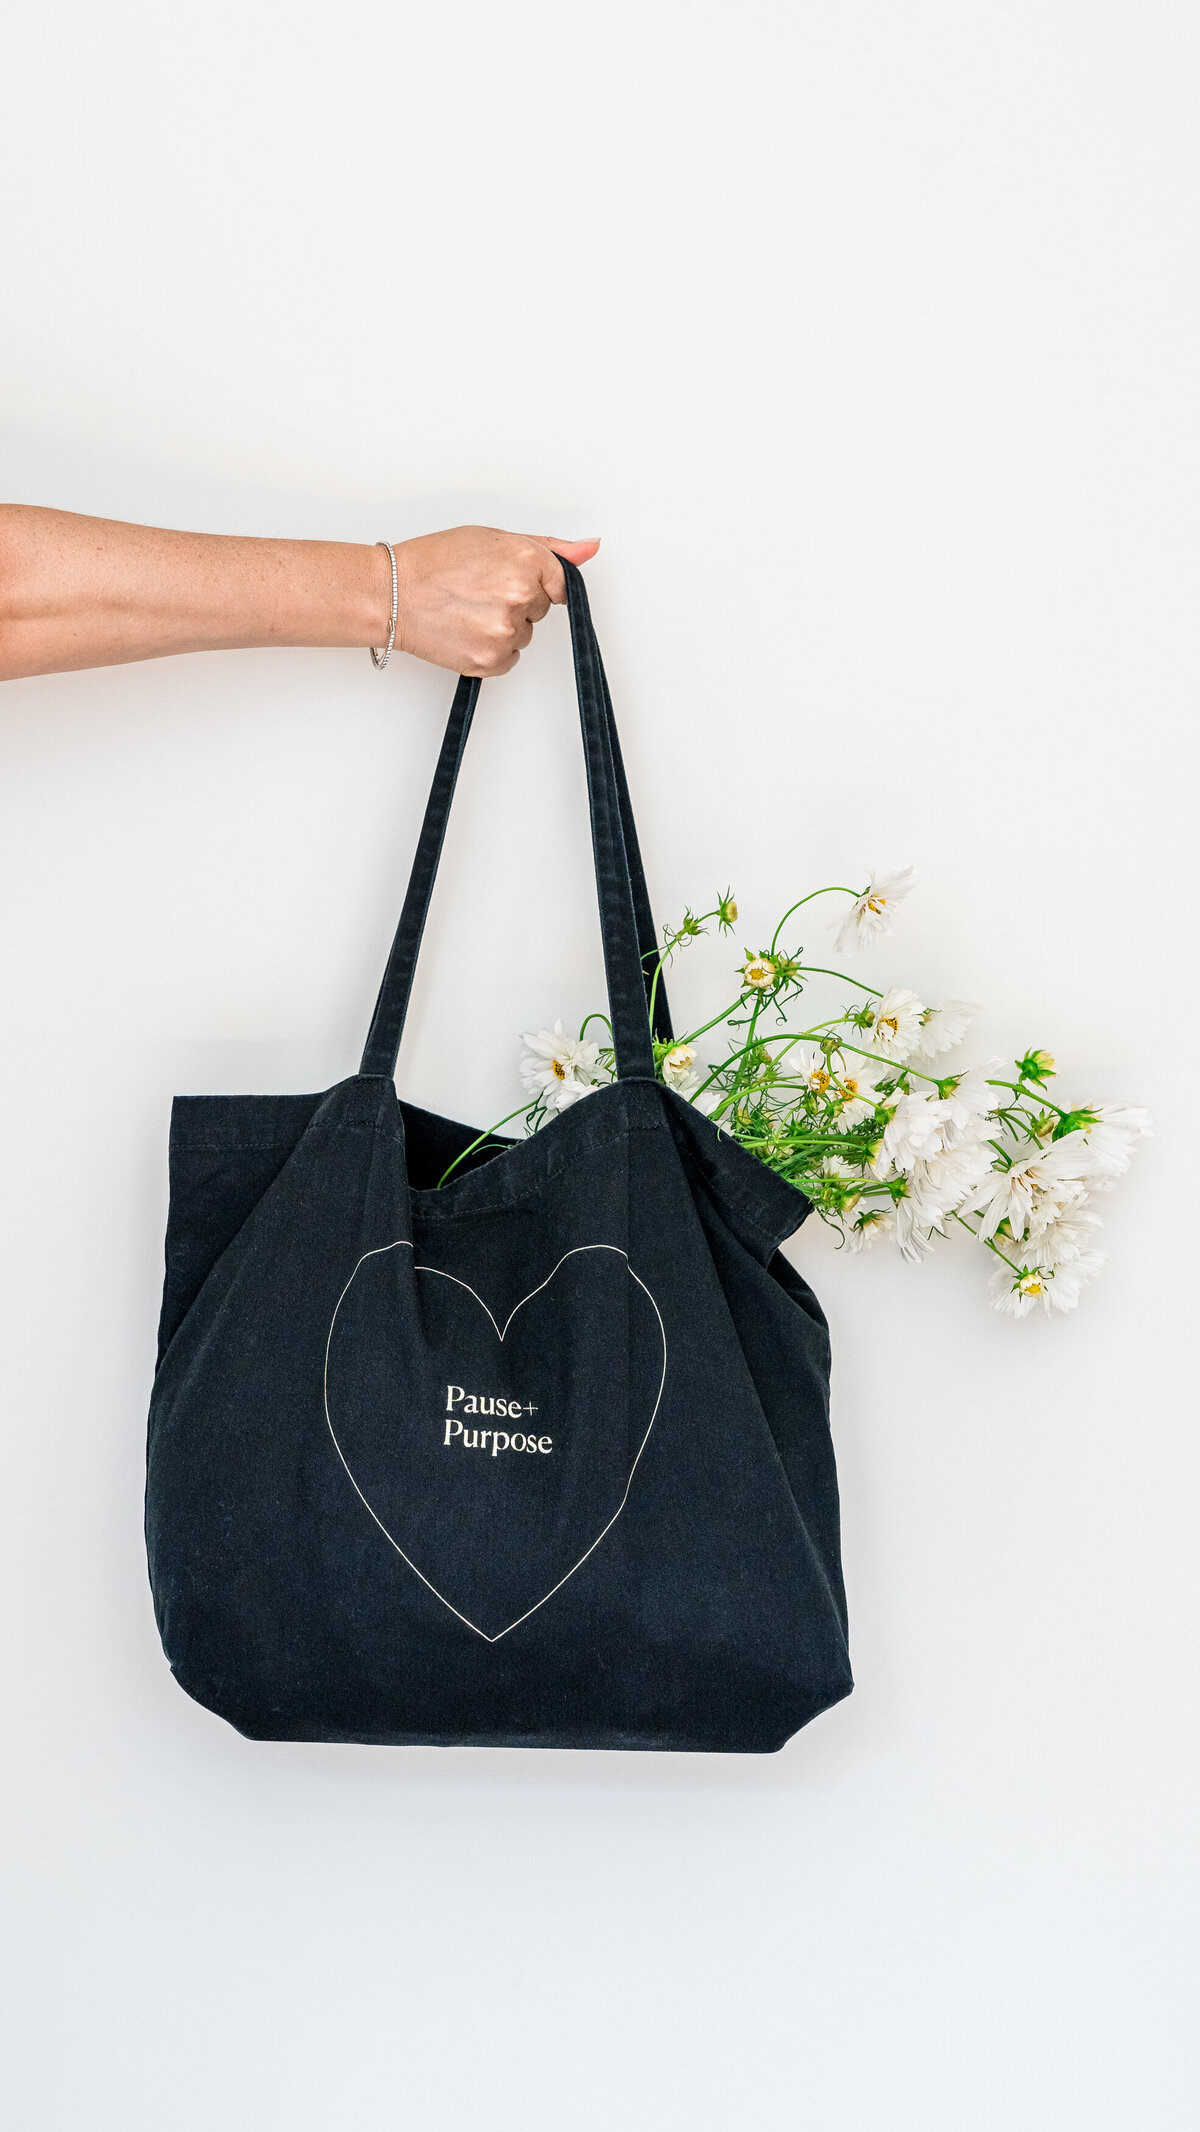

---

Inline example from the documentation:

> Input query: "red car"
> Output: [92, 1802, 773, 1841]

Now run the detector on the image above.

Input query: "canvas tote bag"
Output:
[146, 562, 853, 1752]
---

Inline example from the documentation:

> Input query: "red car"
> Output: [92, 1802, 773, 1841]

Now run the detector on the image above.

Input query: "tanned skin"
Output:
[0, 510, 600, 684]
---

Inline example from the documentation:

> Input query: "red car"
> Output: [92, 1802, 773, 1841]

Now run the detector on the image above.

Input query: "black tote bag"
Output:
[146, 563, 852, 1752]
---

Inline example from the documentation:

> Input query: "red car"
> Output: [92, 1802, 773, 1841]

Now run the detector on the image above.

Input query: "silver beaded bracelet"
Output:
[370, 541, 398, 669]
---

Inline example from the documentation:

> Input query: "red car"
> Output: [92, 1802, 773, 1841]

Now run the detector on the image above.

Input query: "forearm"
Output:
[0, 506, 392, 680]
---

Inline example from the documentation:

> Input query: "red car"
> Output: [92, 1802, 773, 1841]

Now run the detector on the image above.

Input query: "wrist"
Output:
[361, 540, 396, 649]
[388, 536, 418, 658]
[267, 538, 396, 650]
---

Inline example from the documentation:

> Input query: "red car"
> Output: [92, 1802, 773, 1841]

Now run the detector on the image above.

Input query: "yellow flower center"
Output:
[809, 1068, 831, 1093]
[551, 1058, 567, 1081]
[840, 1075, 860, 1098]
[878, 1016, 899, 1039]
[1019, 1273, 1045, 1296]
[866, 893, 886, 913]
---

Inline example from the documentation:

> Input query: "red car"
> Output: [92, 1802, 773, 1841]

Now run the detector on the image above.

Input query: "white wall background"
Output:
[2, 5, 1196, 2126]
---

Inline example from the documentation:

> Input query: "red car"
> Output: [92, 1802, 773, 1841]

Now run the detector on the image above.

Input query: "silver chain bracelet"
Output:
[370, 541, 398, 669]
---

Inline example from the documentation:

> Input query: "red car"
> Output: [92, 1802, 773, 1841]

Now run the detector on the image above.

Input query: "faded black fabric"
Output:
[146, 563, 852, 1752]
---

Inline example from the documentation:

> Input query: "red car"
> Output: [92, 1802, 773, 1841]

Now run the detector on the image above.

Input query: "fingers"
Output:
[389, 526, 598, 680]
[541, 537, 601, 565]
[527, 534, 600, 604]
[464, 647, 520, 679]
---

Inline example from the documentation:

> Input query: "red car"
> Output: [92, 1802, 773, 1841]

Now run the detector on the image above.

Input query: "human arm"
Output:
[0, 508, 599, 683]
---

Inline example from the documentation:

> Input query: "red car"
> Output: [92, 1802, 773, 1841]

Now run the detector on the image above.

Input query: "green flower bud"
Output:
[1017, 1048, 1057, 1085]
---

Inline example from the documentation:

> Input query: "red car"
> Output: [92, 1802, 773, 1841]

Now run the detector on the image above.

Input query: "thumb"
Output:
[530, 535, 601, 602]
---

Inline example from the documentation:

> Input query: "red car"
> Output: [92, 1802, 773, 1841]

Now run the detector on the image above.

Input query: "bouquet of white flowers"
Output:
[445, 869, 1150, 1318]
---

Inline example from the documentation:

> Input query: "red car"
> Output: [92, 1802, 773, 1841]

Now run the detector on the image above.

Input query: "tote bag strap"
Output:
[359, 557, 662, 1083]
[589, 603, 674, 1047]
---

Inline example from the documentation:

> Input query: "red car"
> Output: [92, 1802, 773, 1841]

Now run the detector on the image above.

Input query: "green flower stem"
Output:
[987, 1077, 1069, 1118]
[671, 995, 758, 1054]
[697, 1025, 809, 1111]
[686, 1024, 946, 1112]
[793, 1015, 857, 1037]
[689, 1026, 897, 1107]
[744, 1138, 875, 1154]
[828, 1038, 942, 1085]
[769, 887, 862, 956]
[952, 1209, 1021, 1272]
[436, 1103, 531, 1189]
[793, 964, 883, 996]
[578, 1011, 613, 1042]
[643, 903, 727, 1031]
[726, 991, 766, 1110]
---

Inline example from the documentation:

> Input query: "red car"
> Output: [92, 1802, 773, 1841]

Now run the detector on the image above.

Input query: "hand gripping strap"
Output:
[360, 561, 662, 1083]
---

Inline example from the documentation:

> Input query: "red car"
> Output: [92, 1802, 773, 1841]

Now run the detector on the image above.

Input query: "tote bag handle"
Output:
[587, 585, 674, 1050]
[359, 558, 669, 1084]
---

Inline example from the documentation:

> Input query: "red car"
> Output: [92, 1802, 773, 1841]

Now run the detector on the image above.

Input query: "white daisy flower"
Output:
[834, 867, 917, 953]
[661, 1042, 702, 1096]
[796, 1049, 838, 1100]
[910, 1000, 979, 1063]
[894, 1186, 942, 1263]
[967, 1132, 1093, 1243]
[914, 1135, 995, 1219]
[863, 987, 926, 1060]
[739, 953, 777, 991]
[814, 1154, 867, 1211]
[519, 1020, 607, 1114]
[1074, 1105, 1153, 1185]
[829, 1054, 888, 1130]
[1040, 1249, 1107, 1309]
[881, 1084, 994, 1256]
[873, 1089, 951, 1175]
[845, 1206, 895, 1251]
[938, 1059, 1000, 1147]
[1029, 1207, 1104, 1267]
[989, 1248, 1107, 1317]
[990, 1263, 1051, 1317]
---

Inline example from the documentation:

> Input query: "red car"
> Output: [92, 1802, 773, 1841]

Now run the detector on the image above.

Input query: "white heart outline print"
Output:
[323, 1242, 667, 1643]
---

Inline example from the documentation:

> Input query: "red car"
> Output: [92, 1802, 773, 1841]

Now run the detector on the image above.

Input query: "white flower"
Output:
[1040, 1250, 1107, 1310]
[1028, 1208, 1104, 1267]
[990, 1264, 1049, 1317]
[915, 1135, 995, 1217]
[989, 1248, 1107, 1317]
[887, 1144, 982, 1262]
[863, 987, 926, 1060]
[661, 1042, 702, 1095]
[845, 1206, 895, 1251]
[1074, 1105, 1152, 1186]
[873, 1089, 951, 1175]
[739, 953, 777, 991]
[829, 1053, 888, 1130]
[879, 1075, 996, 1256]
[938, 1059, 1000, 1148]
[519, 1020, 607, 1114]
[817, 1154, 863, 1184]
[910, 1000, 979, 1063]
[797, 1049, 838, 1100]
[967, 1132, 1093, 1243]
[894, 1188, 941, 1263]
[834, 867, 916, 953]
